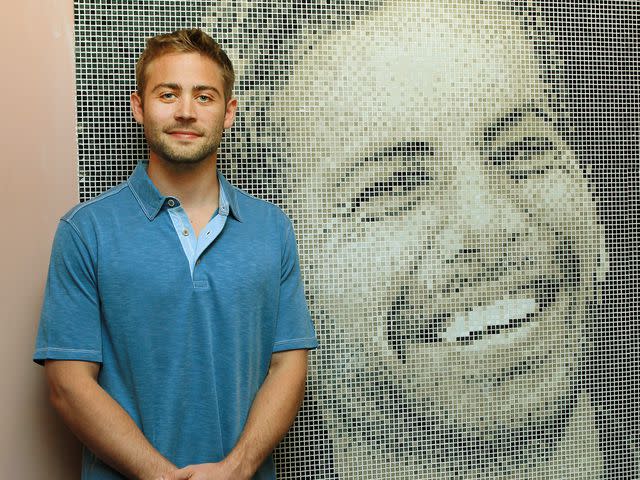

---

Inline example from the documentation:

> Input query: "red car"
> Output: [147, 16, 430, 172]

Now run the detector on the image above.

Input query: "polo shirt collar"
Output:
[127, 161, 243, 222]
[128, 162, 165, 220]
[217, 171, 242, 222]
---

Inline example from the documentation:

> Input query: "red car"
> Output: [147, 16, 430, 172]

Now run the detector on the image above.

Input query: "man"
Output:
[243, 1, 608, 478]
[34, 28, 317, 480]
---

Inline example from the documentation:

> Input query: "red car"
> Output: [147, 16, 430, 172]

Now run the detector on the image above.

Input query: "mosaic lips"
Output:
[386, 276, 563, 361]
[439, 297, 538, 345]
[440, 277, 560, 346]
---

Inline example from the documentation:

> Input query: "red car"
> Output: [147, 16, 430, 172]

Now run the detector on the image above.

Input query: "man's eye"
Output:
[488, 136, 557, 181]
[351, 171, 431, 211]
[334, 141, 434, 223]
[160, 92, 176, 100]
[197, 95, 212, 103]
[347, 170, 431, 222]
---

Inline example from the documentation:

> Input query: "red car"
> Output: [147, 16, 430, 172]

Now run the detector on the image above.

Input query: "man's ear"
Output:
[223, 97, 238, 129]
[130, 91, 144, 125]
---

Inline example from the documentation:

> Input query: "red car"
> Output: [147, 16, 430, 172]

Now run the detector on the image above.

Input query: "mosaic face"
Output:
[266, 1, 605, 476]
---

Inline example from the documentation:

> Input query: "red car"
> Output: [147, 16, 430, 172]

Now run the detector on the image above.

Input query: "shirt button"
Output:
[182, 229, 189, 236]
[167, 199, 176, 207]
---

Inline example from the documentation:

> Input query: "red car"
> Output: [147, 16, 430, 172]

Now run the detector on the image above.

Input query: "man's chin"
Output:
[152, 149, 215, 168]
[162, 155, 209, 165]
[148, 139, 219, 167]
[324, 387, 580, 477]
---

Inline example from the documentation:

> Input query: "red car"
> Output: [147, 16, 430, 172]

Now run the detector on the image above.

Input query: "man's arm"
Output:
[45, 360, 176, 480]
[163, 348, 309, 480]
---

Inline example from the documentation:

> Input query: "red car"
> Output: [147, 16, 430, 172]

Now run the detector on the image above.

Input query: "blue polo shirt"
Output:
[34, 162, 318, 480]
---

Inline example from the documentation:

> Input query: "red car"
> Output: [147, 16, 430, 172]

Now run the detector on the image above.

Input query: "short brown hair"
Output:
[136, 28, 235, 100]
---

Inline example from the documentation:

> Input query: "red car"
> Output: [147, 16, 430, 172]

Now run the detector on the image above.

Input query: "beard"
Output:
[144, 122, 223, 165]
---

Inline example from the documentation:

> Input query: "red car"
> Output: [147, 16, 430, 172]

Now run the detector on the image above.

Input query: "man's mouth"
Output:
[439, 297, 537, 343]
[387, 277, 561, 362]
[167, 129, 202, 139]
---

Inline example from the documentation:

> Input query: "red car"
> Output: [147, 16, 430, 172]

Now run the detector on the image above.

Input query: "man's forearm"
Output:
[222, 349, 309, 479]
[46, 360, 175, 480]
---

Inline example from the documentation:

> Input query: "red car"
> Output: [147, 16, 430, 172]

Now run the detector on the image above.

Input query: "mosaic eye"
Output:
[488, 136, 558, 181]
[344, 141, 433, 222]
[349, 169, 431, 219]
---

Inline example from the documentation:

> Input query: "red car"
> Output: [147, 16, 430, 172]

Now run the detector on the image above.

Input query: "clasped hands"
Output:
[157, 460, 248, 480]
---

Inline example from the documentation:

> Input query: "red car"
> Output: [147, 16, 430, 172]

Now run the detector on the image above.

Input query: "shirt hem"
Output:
[33, 347, 102, 366]
[272, 337, 319, 352]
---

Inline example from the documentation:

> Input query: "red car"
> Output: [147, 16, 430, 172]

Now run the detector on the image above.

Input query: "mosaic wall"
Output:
[75, 1, 639, 478]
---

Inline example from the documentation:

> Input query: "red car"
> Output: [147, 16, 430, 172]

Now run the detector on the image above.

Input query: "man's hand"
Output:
[45, 360, 175, 479]
[159, 349, 309, 480]
[158, 461, 247, 480]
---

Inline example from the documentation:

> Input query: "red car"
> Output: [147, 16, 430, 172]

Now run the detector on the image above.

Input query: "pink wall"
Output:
[0, 0, 81, 477]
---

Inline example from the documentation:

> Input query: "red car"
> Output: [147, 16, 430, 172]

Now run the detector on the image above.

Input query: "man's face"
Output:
[131, 52, 236, 166]
[267, 0, 603, 466]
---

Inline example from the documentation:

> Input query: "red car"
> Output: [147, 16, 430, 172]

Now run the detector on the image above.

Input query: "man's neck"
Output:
[147, 154, 220, 236]
[147, 154, 219, 211]
[540, 392, 603, 480]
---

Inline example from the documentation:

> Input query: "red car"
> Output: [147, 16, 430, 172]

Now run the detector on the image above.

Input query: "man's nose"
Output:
[436, 161, 525, 257]
[453, 166, 495, 230]
[175, 98, 196, 121]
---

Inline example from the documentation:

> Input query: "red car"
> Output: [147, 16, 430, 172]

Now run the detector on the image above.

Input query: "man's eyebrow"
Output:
[483, 104, 551, 145]
[150, 83, 222, 95]
[193, 84, 220, 94]
[151, 82, 181, 92]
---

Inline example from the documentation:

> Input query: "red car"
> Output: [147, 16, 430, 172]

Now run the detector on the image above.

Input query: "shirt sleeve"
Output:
[272, 219, 318, 353]
[33, 219, 103, 365]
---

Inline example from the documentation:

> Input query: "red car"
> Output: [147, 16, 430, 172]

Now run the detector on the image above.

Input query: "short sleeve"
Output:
[272, 219, 318, 352]
[33, 219, 102, 365]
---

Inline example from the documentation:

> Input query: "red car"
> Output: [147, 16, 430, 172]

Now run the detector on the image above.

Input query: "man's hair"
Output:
[136, 28, 235, 101]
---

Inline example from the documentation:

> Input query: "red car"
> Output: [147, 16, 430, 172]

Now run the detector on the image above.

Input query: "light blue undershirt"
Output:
[166, 181, 230, 276]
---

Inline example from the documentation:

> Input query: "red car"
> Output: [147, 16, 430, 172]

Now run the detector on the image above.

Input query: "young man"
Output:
[34, 28, 317, 480]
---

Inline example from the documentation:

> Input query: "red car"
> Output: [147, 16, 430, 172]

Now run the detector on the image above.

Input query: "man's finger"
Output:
[170, 466, 193, 479]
